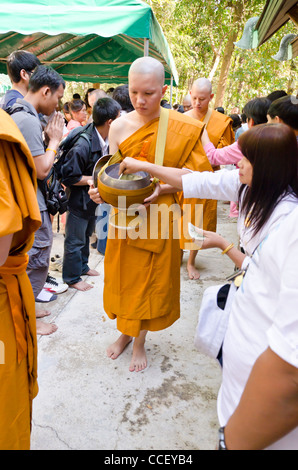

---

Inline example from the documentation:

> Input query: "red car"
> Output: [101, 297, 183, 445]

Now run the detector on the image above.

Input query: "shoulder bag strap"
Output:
[202, 108, 213, 127]
[155, 106, 169, 166]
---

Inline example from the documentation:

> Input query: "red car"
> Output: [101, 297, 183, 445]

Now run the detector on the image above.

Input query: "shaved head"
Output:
[188, 78, 214, 118]
[192, 78, 212, 94]
[128, 57, 167, 121]
[129, 57, 165, 87]
[88, 88, 107, 108]
[182, 93, 192, 111]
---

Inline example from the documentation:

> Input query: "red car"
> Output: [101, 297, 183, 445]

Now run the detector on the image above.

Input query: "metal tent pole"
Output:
[144, 38, 149, 56]
[169, 75, 173, 106]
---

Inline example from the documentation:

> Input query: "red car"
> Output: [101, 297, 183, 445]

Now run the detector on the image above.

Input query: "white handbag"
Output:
[194, 279, 238, 360]
[194, 236, 265, 361]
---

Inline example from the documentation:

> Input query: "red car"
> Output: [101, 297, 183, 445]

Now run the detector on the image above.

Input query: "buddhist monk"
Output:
[182, 78, 234, 279]
[182, 93, 192, 112]
[88, 57, 216, 372]
[0, 109, 41, 449]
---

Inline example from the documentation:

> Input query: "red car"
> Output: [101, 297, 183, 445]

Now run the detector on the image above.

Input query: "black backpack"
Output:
[6, 105, 68, 216]
[55, 122, 93, 181]
[39, 165, 68, 216]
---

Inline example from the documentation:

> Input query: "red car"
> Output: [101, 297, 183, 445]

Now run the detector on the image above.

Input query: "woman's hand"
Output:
[201, 127, 210, 147]
[87, 180, 105, 204]
[193, 229, 227, 250]
[194, 229, 244, 269]
[119, 157, 148, 176]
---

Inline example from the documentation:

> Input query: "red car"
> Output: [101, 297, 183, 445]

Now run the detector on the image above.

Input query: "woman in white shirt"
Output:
[118, 123, 298, 449]
[119, 123, 298, 269]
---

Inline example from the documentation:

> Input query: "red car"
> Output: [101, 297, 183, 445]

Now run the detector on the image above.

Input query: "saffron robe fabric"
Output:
[179, 110, 234, 249]
[204, 109, 234, 151]
[103, 109, 217, 337]
[0, 110, 41, 450]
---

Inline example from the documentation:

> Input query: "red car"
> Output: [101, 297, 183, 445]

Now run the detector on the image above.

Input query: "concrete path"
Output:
[30, 202, 238, 450]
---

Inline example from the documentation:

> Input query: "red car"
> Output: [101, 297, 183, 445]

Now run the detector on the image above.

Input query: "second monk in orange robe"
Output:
[182, 78, 234, 279]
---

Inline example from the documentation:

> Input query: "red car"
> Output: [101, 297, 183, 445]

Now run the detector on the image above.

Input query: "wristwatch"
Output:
[218, 426, 228, 450]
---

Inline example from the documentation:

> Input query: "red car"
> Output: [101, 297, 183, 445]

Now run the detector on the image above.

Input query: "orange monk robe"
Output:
[204, 109, 234, 155]
[103, 109, 217, 337]
[179, 109, 234, 250]
[0, 110, 41, 450]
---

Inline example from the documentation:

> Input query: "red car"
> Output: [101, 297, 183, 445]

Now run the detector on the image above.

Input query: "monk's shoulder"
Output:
[110, 110, 135, 130]
[110, 110, 141, 143]
[168, 109, 204, 132]
[211, 109, 232, 125]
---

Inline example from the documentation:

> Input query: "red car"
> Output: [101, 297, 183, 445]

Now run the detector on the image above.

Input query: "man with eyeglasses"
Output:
[0, 50, 40, 111]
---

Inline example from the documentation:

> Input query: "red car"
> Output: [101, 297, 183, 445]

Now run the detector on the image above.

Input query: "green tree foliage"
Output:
[146, 0, 297, 111]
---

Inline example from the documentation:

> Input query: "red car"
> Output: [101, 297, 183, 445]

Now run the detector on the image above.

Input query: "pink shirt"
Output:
[66, 119, 81, 132]
[203, 141, 243, 167]
[65, 119, 82, 137]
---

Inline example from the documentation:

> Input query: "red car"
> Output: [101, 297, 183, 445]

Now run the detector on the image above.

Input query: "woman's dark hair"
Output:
[267, 90, 287, 102]
[92, 97, 121, 126]
[215, 106, 225, 114]
[241, 113, 247, 123]
[229, 113, 242, 130]
[69, 99, 85, 113]
[63, 102, 70, 113]
[268, 95, 298, 131]
[112, 85, 134, 112]
[243, 97, 271, 125]
[173, 103, 184, 113]
[84, 87, 95, 108]
[238, 123, 298, 236]
[29, 65, 65, 93]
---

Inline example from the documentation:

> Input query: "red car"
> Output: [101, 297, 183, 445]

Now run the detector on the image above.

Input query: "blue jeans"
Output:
[95, 203, 110, 255]
[63, 211, 96, 285]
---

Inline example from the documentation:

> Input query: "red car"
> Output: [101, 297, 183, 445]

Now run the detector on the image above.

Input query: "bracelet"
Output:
[221, 243, 234, 255]
[46, 147, 57, 155]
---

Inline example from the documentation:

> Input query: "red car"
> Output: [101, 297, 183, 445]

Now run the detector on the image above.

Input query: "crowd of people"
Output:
[0, 49, 297, 450]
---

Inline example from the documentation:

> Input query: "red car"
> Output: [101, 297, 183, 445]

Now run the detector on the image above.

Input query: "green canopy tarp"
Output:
[0, 0, 178, 85]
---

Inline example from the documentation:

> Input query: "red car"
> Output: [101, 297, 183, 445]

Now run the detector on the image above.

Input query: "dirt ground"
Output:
[30, 201, 238, 450]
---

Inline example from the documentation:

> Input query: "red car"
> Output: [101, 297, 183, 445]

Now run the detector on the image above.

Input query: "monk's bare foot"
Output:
[85, 269, 100, 276]
[129, 332, 147, 372]
[36, 319, 58, 336]
[187, 250, 200, 279]
[187, 264, 200, 280]
[36, 309, 51, 318]
[107, 334, 132, 360]
[69, 280, 93, 291]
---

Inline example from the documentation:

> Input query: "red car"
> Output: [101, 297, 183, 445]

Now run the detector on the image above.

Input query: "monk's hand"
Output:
[119, 157, 145, 176]
[87, 180, 105, 204]
[143, 181, 161, 208]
